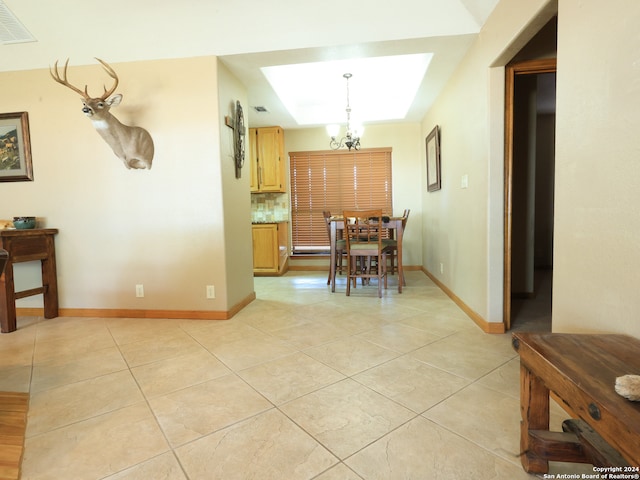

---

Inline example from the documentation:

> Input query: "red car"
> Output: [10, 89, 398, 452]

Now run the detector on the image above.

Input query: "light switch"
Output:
[461, 174, 469, 189]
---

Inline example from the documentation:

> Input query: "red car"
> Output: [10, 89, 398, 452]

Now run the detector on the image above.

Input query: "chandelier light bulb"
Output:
[326, 124, 340, 137]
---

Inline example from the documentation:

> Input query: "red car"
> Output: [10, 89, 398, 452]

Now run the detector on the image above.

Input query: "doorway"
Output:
[504, 59, 557, 331]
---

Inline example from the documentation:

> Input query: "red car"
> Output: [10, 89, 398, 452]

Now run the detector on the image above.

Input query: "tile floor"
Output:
[0, 271, 595, 479]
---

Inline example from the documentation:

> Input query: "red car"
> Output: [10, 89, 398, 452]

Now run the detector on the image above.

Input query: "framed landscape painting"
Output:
[0, 112, 33, 182]
[426, 125, 440, 192]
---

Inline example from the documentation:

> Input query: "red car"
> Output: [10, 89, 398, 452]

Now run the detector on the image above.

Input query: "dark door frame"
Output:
[504, 58, 557, 330]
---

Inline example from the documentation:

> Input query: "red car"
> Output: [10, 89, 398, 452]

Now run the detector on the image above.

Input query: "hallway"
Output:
[511, 268, 553, 332]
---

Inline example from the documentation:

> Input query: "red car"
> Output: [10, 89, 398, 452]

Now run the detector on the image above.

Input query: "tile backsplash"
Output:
[251, 193, 289, 222]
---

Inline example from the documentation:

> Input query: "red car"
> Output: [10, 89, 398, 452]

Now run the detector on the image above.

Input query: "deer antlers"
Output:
[50, 58, 119, 101]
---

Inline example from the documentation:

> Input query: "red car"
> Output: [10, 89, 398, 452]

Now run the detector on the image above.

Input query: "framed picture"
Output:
[0, 112, 33, 182]
[426, 125, 441, 192]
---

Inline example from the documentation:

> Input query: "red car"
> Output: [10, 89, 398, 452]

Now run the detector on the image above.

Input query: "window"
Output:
[289, 148, 393, 253]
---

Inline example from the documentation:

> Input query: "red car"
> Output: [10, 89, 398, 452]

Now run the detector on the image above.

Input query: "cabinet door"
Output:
[249, 128, 259, 192]
[256, 127, 284, 192]
[252, 224, 278, 272]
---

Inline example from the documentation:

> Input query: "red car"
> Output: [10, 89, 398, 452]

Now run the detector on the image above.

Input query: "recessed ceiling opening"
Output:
[261, 53, 433, 126]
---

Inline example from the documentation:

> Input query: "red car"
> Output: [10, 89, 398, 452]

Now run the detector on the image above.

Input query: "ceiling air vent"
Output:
[0, 1, 36, 45]
[253, 106, 269, 113]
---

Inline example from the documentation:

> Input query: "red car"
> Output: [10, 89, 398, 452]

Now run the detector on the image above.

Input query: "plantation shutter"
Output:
[289, 148, 392, 253]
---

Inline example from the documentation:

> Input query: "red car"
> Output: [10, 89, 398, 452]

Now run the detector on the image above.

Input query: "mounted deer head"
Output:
[50, 58, 154, 170]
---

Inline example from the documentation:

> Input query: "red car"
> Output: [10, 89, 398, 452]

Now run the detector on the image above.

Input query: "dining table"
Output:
[329, 216, 405, 293]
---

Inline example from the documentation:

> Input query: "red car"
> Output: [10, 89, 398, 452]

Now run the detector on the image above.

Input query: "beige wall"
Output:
[1, 56, 254, 314]
[552, 0, 640, 335]
[284, 123, 423, 267]
[217, 61, 255, 308]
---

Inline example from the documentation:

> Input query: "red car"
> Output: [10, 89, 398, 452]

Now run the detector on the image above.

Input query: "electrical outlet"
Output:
[135, 284, 144, 298]
[206, 285, 215, 299]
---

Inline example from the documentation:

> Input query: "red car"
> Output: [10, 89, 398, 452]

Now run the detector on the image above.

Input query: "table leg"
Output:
[330, 221, 337, 292]
[520, 362, 550, 473]
[396, 222, 404, 293]
[0, 261, 17, 333]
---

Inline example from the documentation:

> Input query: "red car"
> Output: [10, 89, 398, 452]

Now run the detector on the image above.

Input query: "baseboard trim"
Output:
[287, 265, 327, 271]
[16, 292, 257, 321]
[422, 268, 504, 334]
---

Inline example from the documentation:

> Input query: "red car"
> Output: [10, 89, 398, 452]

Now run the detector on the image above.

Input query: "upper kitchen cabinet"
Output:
[249, 127, 286, 193]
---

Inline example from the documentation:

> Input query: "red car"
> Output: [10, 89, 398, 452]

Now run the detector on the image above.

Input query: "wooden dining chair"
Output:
[343, 209, 389, 297]
[323, 210, 346, 286]
[384, 209, 410, 286]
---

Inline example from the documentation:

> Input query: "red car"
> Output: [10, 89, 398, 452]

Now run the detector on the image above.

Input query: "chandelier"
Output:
[328, 73, 363, 151]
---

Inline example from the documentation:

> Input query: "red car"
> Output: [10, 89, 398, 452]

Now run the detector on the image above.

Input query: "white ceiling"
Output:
[1, 0, 499, 129]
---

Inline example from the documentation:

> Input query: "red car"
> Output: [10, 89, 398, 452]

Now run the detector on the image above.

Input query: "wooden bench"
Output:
[512, 332, 640, 473]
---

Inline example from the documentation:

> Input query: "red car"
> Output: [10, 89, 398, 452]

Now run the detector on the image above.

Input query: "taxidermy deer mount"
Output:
[50, 58, 154, 170]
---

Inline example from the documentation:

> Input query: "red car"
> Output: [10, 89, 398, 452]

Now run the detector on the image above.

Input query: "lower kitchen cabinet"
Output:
[252, 222, 289, 275]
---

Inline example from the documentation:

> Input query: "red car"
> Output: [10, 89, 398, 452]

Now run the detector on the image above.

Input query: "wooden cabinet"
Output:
[249, 127, 286, 192]
[252, 223, 289, 275]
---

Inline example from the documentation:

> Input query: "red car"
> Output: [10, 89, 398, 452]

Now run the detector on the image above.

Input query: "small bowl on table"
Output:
[13, 216, 36, 229]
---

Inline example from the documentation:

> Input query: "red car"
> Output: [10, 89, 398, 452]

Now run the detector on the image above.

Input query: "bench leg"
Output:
[520, 363, 550, 473]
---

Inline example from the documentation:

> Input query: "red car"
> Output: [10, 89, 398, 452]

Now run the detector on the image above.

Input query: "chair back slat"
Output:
[343, 209, 383, 254]
[322, 210, 332, 240]
[402, 209, 410, 229]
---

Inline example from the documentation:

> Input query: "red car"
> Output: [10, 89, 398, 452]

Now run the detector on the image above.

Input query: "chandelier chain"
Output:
[329, 72, 361, 151]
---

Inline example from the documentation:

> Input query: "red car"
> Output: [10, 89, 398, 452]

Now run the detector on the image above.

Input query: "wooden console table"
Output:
[0, 229, 59, 333]
[512, 332, 640, 473]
